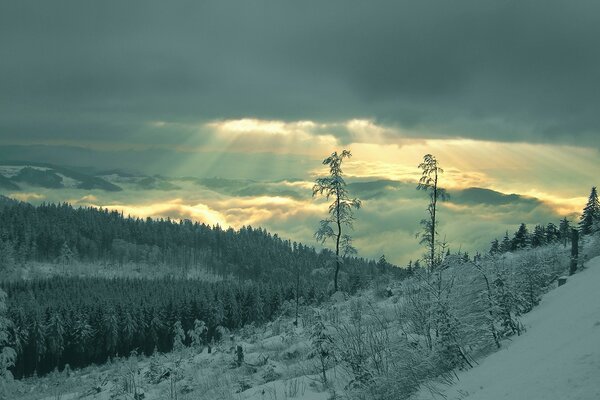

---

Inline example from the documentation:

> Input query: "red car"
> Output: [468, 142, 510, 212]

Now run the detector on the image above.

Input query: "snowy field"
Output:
[417, 255, 600, 400]
[4, 243, 599, 400]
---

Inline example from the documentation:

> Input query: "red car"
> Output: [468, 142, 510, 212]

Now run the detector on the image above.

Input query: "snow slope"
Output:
[419, 255, 600, 400]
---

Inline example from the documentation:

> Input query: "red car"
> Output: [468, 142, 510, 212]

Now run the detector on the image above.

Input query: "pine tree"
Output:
[188, 320, 207, 350]
[579, 187, 600, 235]
[500, 232, 512, 253]
[57, 242, 75, 265]
[172, 321, 185, 352]
[531, 225, 546, 248]
[545, 222, 560, 243]
[512, 223, 529, 250]
[309, 314, 335, 385]
[46, 311, 65, 368]
[489, 239, 500, 255]
[0, 239, 15, 272]
[0, 289, 16, 389]
[559, 217, 571, 247]
[313, 150, 361, 292]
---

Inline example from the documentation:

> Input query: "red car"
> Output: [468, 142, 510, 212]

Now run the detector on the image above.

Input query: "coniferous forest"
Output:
[0, 198, 397, 283]
[0, 198, 405, 379]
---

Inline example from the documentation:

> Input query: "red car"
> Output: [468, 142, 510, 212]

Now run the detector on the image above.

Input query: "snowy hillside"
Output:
[0, 162, 122, 191]
[417, 255, 600, 400]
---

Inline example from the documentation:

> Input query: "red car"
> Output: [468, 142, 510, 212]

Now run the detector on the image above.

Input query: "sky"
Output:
[1, 0, 599, 265]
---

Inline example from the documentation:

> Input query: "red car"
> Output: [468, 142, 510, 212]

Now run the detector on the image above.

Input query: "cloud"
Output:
[1, 169, 584, 266]
[2, 1, 600, 148]
[9, 192, 45, 202]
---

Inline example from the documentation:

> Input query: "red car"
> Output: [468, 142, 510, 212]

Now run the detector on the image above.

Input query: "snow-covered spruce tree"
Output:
[313, 149, 361, 293]
[490, 259, 522, 336]
[0, 289, 16, 394]
[188, 319, 207, 350]
[309, 313, 335, 386]
[579, 186, 600, 235]
[172, 321, 185, 352]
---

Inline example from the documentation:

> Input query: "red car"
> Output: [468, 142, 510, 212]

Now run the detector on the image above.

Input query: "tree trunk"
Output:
[334, 188, 342, 292]
[570, 229, 579, 275]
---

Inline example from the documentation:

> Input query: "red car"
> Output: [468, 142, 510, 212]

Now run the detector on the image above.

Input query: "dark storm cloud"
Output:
[1, 0, 600, 145]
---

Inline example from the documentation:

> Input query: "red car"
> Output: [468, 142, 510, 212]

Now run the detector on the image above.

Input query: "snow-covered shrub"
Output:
[308, 312, 336, 385]
[172, 320, 185, 351]
[581, 232, 600, 262]
[187, 319, 207, 350]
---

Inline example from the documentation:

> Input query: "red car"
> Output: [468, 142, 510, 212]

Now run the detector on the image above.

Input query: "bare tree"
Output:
[417, 154, 448, 273]
[313, 150, 361, 292]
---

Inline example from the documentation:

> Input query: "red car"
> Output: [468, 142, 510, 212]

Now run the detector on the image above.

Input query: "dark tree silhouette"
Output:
[579, 187, 600, 235]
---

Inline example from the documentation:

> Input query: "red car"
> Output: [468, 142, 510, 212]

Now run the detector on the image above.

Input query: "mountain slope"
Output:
[419, 255, 600, 400]
[0, 162, 122, 191]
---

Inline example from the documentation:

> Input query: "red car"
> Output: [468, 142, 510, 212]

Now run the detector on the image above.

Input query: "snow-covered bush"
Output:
[308, 312, 336, 386]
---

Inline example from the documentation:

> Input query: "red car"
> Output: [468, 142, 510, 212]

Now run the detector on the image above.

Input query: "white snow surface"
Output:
[417, 255, 600, 400]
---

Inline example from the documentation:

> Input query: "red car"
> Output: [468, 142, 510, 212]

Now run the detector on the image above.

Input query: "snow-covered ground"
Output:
[417, 255, 600, 400]
[8, 253, 600, 400]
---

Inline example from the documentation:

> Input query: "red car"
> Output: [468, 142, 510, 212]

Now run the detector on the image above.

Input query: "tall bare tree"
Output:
[313, 150, 361, 292]
[417, 154, 447, 272]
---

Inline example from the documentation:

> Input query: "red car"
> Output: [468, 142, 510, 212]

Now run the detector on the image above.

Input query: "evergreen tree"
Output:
[188, 320, 207, 350]
[500, 232, 512, 253]
[559, 217, 571, 247]
[57, 242, 76, 266]
[313, 150, 361, 292]
[489, 239, 500, 255]
[0, 239, 15, 272]
[0, 289, 16, 389]
[172, 321, 185, 352]
[309, 313, 335, 385]
[512, 223, 529, 250]
[545, 222, 560, 243]
[46, 311, 65, 367]
[530, 225, 546, 248]
[579, 187, 600, 235]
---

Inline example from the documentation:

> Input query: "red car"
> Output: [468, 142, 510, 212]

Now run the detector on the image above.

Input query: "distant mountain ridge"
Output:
[0, 161, 122, 192]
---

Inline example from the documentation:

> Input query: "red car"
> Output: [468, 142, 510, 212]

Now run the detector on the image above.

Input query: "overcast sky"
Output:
[1, 1, 599, 264]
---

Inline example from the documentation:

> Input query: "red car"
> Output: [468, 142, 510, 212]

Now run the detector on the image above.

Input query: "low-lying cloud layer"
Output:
[1, 169, 583, 266]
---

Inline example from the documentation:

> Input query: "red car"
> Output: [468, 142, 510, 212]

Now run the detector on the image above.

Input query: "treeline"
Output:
[488, 218, 573, 255]
[2, 276, 329, 378]
[489, 187, 600, 255]
[0, 199, 403, 284]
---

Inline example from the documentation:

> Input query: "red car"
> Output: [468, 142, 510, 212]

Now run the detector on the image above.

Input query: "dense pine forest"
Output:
[0, 196, 405, 379]
[2, 277, 320, 378]
[0, 196, 401, 283]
